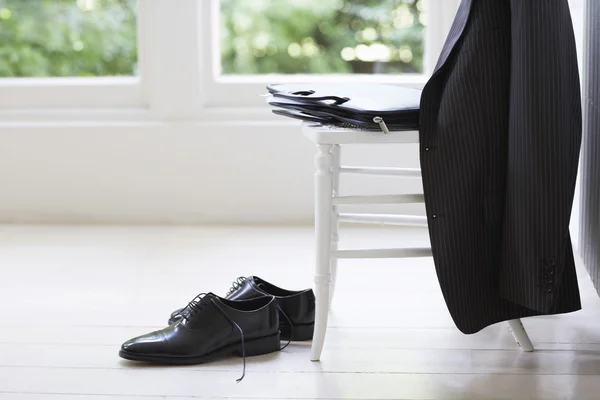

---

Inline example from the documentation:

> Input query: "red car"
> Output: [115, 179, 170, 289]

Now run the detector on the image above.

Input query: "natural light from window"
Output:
[219, 0, 426, 76]
[0, 0, 137, 78]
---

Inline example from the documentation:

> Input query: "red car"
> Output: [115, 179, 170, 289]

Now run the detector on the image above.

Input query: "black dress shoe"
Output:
[168, 276, 315, 341]
[120, 293, 280, 381]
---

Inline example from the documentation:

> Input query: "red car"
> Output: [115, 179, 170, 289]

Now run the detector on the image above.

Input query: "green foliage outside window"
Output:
[221, 0, 425, 75]
[0, 0, 137, 77]
[0, 0, 424, 78]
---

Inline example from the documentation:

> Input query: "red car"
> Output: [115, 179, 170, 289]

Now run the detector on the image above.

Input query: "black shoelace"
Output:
[246, 280, 293, 349]
[181, 292, 210, 320]
[210, 299, 247, 383]
[173, 277, 247, 322]
[226, 277, 293, 350]
[182, 293, 248, 383]
[225, 276, 248, 297]
[179, 279, 295, 382]
[277, 305, 292, 351]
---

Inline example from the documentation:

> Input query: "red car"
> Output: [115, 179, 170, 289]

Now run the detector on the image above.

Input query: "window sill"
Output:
[0, 77, 143, 108]
[0, 74, 429, 125]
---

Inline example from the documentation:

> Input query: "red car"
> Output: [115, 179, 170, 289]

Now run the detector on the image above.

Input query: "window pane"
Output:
[220, 0, 425, 75]
[0, 0, 137, 78]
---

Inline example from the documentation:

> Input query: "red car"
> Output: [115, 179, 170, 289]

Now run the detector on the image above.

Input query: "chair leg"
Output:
[508, 319, 534, 352]
[311, 144, 334, 362]
[329, 145, 341, 308]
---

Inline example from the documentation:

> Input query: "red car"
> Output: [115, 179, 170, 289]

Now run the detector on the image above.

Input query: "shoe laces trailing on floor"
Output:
[277, 305, 292, 350]
[226, 276, 292, 348]
[224, 276, 293, 349]
[179, 279, 293, 382]
[209, 298, 248, 382]
[182, 293, 248, 383]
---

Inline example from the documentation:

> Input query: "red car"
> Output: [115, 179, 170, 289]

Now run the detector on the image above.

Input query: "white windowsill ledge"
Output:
[0, 74, 429, 125]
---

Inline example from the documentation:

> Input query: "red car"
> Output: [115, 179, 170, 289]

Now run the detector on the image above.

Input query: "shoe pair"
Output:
[168, 276, 315, 341]
[119, 276, 315, 381]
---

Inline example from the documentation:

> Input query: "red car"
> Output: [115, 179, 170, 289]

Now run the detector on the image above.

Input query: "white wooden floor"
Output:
[1, 225, 600, 400]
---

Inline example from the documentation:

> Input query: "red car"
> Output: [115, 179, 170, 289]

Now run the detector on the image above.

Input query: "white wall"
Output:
[0, 120, 424, 224]
[0, 115, 580, 255]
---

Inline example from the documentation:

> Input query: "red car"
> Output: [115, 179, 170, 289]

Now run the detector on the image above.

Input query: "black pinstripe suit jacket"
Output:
[419, 0, 582, 334]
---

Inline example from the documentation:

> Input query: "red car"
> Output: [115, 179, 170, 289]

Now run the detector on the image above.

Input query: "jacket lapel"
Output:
[432, 0, 473, 74]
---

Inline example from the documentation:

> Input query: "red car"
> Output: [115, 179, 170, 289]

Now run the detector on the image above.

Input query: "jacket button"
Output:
[546, 258, 555, 266]
[544, 266, 554, 274]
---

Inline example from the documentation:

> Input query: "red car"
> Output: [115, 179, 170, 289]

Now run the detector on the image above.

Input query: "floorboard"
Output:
[1, 225, 600, 399]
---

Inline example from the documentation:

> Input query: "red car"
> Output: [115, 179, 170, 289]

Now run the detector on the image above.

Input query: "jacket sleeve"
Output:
[498, 0, 582, 312]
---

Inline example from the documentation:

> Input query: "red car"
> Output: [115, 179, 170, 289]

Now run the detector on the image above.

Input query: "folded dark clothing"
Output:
[266, 83, 421, 131]
[270, 100, 419, 131]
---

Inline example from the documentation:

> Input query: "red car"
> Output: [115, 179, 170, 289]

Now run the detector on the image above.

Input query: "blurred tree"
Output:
[0, 0, 137, 77]
[220, 0, 425, 75]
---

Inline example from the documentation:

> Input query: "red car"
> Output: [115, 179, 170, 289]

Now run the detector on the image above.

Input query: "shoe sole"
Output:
[118, 332, 281, 364]
[280, 322, 314, 341]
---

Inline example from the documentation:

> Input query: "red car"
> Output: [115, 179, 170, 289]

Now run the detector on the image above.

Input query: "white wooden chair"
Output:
[301, 121, 534, 361]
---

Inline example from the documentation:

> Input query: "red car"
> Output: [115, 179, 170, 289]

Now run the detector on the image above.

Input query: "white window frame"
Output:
[199, 0, 460, 108]
[0, 0, 459, 121]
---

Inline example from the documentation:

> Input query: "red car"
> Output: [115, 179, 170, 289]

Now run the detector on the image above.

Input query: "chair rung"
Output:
[332, 247, 432, 259]
[339, 213, 427, 226]
[340, 166, 421, 178]
[332, 194, 424, 205]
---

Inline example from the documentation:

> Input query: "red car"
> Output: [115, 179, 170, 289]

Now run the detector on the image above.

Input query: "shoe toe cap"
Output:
[121, 330, 168, 355]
